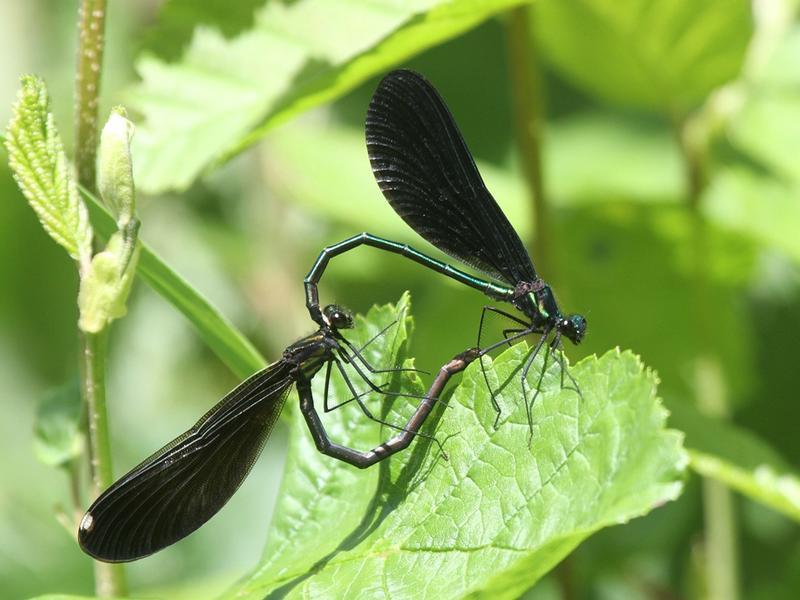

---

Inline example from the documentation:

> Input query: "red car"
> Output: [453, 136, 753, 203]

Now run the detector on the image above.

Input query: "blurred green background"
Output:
[1, 0, 799, 598]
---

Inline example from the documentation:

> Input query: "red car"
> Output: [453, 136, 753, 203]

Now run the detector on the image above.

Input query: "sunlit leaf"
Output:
[140, 0, 265, 60]
[703, 167, 800, 265]
[129, 0, 530, 193]
[97, 107, 136, 225]
[222, 297, 686, 599]
[729, 26, 800, 184]
[77, 229, 140, 333]
[4, 76, 92, 266]
[534, 0, 752, 113]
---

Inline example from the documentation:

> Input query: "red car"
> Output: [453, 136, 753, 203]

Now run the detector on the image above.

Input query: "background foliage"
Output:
[1, 0, 799, 598]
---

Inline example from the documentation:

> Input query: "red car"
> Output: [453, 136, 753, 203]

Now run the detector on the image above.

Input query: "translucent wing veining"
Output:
[366, 69, 537, 285]
[78, 361, 294, 562]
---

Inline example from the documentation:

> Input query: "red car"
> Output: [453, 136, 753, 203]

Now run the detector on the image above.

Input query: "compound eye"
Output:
[322, 304, 354, 329]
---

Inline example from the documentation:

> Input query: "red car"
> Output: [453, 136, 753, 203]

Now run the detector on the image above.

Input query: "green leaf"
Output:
[97, 107, 136, 226]
[140, 0, 265, 60]
[4, 75, 92, 266]
[224, 303, 686, 598]
[546, 113, 683, 202]
[33, 379, 83, 468]
[80, 107, 141, 334]
[82, 190, 265, 378]
[129, 0, 530, 193]
[703, 167, 800, 265]
[729, 25, 800, 185]
[77, 228, 140, 333]
[669, 401, 800, 522]
[534, 0, 752, 113]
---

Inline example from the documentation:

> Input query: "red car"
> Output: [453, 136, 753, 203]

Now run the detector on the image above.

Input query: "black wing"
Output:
[366, 69, 537, 285]
[78, 360, 294, 562]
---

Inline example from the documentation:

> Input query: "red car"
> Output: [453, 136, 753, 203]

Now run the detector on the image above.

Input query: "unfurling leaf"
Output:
[97, 107, 136, 226]
[4, 75, 92, 268]
[80, 106, 141, 334]
[78, 225, 140, 333]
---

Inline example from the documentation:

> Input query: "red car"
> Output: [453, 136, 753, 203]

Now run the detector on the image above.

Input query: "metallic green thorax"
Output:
[305, 233, 587, 345]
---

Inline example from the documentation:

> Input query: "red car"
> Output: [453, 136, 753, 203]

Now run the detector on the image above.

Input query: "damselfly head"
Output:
[560, 314, 587, 345]
[322, 304, 354, 330]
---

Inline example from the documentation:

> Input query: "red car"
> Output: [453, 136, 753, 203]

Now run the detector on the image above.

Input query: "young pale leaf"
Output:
[728, 25, 800, 185]
[4, 76, 92, 267]
[128, 0, 530, 193]
[97, 107, 136, 225]
[33, 379, 83, 468]
[78, 228, 140, 333]
[669, 401, 800, 522]
[223, 302, 686, 599]
[82, 191, 266, 377]
[534, 0, 752, 113]
[703, 168, 800, 265]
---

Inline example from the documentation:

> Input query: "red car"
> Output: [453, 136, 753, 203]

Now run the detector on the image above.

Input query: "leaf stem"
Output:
[74, 0, 107, 192]
[74, 1, 126, 594]
[681, 116, 739, 598]
[80, 330, 127, 596]
[505, 7, 551, 276]
[695, 356, 739, 600]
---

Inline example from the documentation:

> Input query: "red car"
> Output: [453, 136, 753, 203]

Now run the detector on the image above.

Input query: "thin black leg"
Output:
[502, 328, 526, 347]
[481, 305, 530, 328]
[519, 327, 553, 436]
[335, 345, 427, 401]
[323, 360, 333, 412]
[339, 333, 424, 376]
[477, 305, 503, 421]
[555, 335, 582, 398]
[297, 348, 479, 469]
[475, 305, 546, 428]
[332, 359, 434, 440]
[520, 326, 552, 383]
[357, 319, 397, 353]
[334, 358, 379, 421]
[526, 341, 551, 443]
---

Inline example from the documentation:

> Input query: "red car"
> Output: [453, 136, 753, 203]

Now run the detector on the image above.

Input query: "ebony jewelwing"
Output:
[305, 69, 586, 424]
[79, 304, 477, 562]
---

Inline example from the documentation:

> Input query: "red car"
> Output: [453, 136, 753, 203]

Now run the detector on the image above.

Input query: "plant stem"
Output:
[679, 116, 739, 600]
[74, 0, 107, 192]
[678, 115, 709, 210]
[74, 1, 125, 594]
[696, 356, 739, 600]
[80, 330, 127, 597]
[505, 7, 551, 276]
[81, 330, 112, 493]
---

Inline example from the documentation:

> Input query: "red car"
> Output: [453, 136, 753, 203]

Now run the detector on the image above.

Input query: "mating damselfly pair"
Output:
[79, 70, 586, 562]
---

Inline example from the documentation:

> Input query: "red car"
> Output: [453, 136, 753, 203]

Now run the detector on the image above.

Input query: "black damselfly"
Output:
[78, 304, 477, 562]
[305, 70, 586, 427]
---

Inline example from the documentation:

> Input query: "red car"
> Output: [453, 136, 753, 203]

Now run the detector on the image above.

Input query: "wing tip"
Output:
[78, 509, 148, 563]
